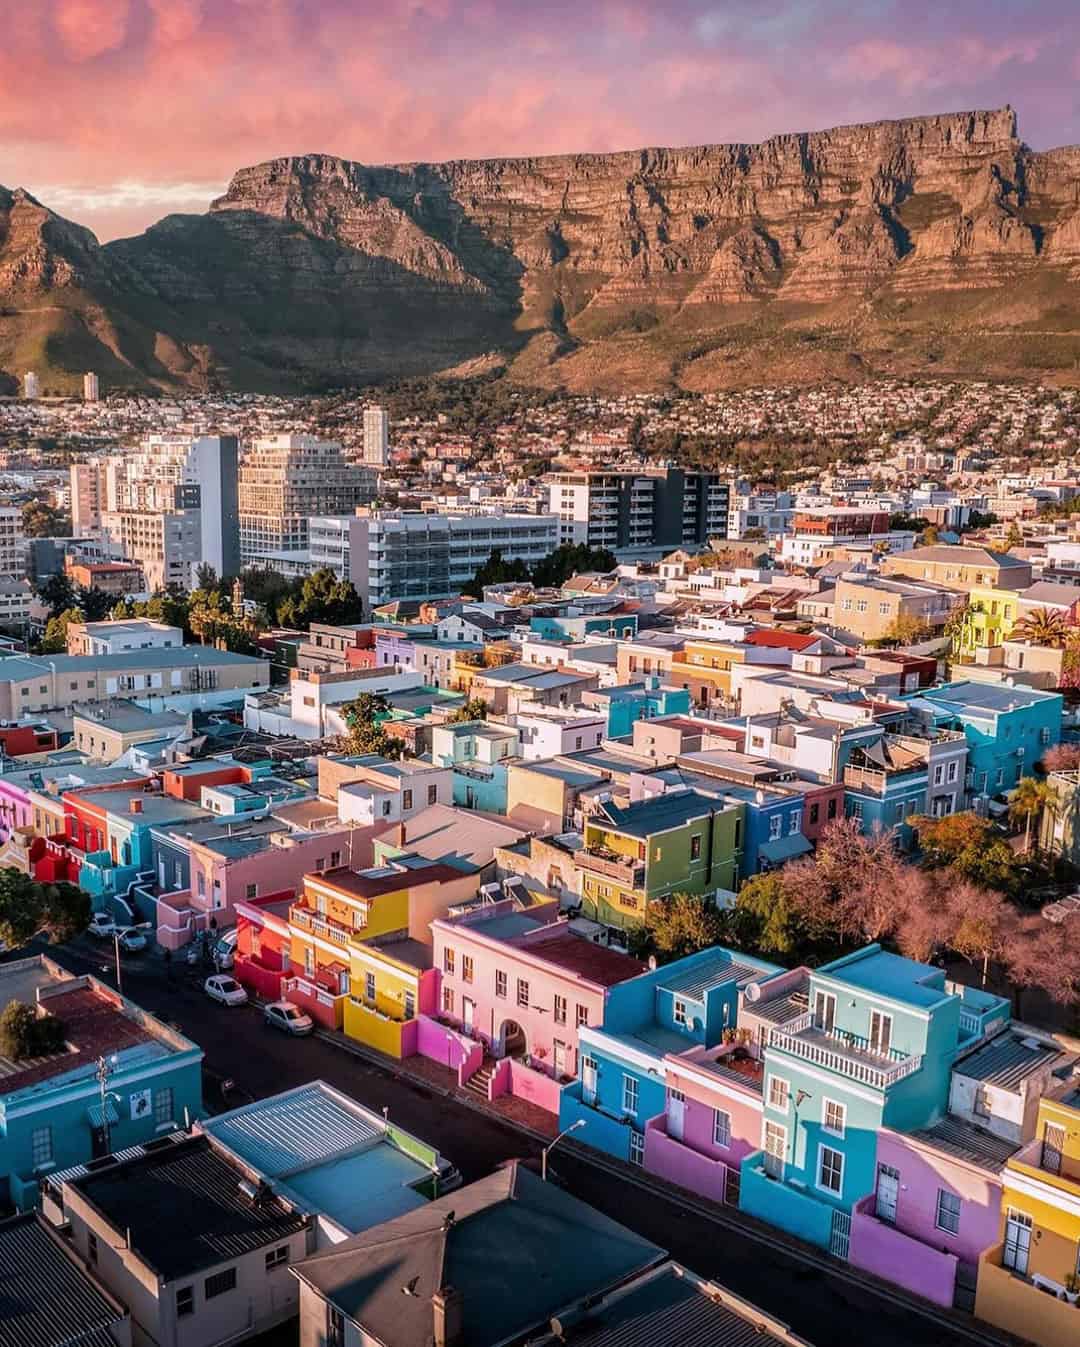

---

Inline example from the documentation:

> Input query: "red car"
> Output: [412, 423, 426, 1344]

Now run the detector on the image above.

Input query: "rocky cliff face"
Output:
[3, 105, 1080, 392]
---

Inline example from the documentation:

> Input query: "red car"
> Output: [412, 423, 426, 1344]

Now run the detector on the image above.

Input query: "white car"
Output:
[204, 974, 249, 1007]
[88, 913, 118, 939]
[117, 928, 148, 954]
[263, 1001, 314, 1036]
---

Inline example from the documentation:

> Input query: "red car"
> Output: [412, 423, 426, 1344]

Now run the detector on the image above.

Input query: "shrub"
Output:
[0, 1000, 66, 1059]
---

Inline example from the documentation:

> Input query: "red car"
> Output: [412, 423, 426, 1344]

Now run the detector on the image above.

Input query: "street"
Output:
[41, 937, 1012, 1347]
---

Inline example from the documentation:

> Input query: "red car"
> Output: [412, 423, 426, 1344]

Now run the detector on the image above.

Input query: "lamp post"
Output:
[793, 1088, 812, 1166]
[112, 930, 123, 996]
[541, 1119, 585, 1183]
[95, 1054, 121, 1157]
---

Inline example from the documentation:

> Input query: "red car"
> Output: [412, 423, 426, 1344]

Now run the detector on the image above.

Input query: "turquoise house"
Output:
[560, 946, 781, 1165]
[0, 956, 204, 1210]
[905, 681, 1062, 797]
[583, 681, 691, 740]
[430, 719, 521, 814]
[529, 613, 639, 642]
[738, 945, 1010, 1256]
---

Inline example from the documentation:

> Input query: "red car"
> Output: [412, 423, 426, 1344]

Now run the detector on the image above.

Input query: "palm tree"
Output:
[1008, 777, 1053, 853]
[1010, 607, 1068, 649]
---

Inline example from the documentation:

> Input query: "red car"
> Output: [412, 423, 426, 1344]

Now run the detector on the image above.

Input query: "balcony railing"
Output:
[574, 848, 645, 887]
[283, 975, 342, 1010]
[290, 906, 356, 946]
[768, 1015, 922, 1089]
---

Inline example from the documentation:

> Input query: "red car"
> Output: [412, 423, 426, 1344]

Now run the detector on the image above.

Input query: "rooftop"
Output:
[908, 1117, 1021, 1174]
[915, 680, 1061, 713]
[73, 700, 188, 733]
[377, 804, 526, 868]
[70, 1136, 308, 1280]
[954, 1028, 1068, 1092]
[595, 789, 727, 841]
[817, 946, 951, 1012]
[512, 927, 645, 988]
[0, 647, 266, 680]
[308, 857, 462, 901]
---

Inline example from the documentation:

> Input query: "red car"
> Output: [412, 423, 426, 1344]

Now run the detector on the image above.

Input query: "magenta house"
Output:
[645, 1041, 765, 1208]
[431, 900, 643, 1083]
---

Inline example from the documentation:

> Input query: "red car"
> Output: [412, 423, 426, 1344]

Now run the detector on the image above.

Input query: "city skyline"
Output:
[4, 1, 1080, 241]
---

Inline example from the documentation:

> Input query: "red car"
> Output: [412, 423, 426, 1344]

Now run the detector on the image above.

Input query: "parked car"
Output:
[204, 974, 249, 1007]
[88, 913, 118, 940]
[263, 1001, 314, 1036]
[117, 928, 147, 954]
[213, 928, 238, 970]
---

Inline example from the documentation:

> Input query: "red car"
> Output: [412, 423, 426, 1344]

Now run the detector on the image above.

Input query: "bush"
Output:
[0, 1000, 66, 1059]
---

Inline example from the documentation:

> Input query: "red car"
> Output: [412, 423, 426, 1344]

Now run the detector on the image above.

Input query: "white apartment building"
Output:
[514, 708, 607, 759]
[239, 435, 377, 561]
[0, 578, 31, 627]
[0, 507, 25, 579]
[779, 507, 916, 567]
[546, 468, 730, 553]
[21, 372, 38, 399]
[363, 406, 390, 468]
[102, 508, 200, 592]
[726, 490, 795, 541]
[83, 371, 99, 401]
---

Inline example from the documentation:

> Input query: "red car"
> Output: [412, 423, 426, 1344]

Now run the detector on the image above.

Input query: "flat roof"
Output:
[512, 928, 644, 988]
[917, 681, 1060, 713]
[817, 948, 949, 1011]
[954, 1029, 1067, 1091]
[659, 952, 769, 1001]
[908, 1117, 1021, 1173]
[597, 790, 725, 840]
[0, 647, 266, 679]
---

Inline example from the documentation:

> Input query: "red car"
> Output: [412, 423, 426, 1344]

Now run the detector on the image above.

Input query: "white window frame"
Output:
[822, 1098, 846, 1139]
[628, 1129, 645, 1166]
[622, 1074, 639, 1116]
[673, 997, 688, 1026]
[935, 1188, 961, 1236]
[817, 1143, 844, 1196]
[768, 1075, 790, 1111]
[769, 814, 782, 841]
[713, 1108, 732, 1149]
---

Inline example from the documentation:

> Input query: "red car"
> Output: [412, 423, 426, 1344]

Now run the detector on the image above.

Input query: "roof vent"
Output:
[1021, 1036, 1044, 1051]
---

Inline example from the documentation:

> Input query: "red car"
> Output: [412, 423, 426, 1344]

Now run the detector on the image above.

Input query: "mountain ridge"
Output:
[3, 104, 1080, 393]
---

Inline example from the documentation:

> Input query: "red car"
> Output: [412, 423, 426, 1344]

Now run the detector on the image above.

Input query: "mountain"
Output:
[3, 105, 1080, 394]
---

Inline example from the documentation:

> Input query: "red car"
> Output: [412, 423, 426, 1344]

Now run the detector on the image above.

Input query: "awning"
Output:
[86, 1101, 120, 1129]
[758, 833, 814, 866]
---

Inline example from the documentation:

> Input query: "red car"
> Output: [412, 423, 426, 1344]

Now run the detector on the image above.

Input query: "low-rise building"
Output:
[66, 619, 183, 657]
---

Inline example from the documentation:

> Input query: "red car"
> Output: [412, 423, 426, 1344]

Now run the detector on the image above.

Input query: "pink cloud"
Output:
[52, 0, 130, 60]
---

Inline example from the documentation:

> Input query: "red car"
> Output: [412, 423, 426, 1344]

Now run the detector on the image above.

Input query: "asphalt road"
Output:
[44, 937, 1010, 1347]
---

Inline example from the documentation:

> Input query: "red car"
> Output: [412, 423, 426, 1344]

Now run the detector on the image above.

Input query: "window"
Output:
[818, 1145, 844, 1195]
[623, 1074, 639, 1115]
[31, 1126, 52, 1167]
[823, 1099, 846, 1138]
[382, 800, 392, 816]
[517, 979, 529, 1008]
[575, 1002, 588, 1027]
[827, 796, 837, 820]
[330, 851, 341, 868]
[869, 1010, 892, 1057]
[973, 1085, 992, 1118]
[947, 760, 958, 783]
[365, 971, 376, 1002]
[176, 1286, 194, 1318]
[87, 1232, 98, 1264]
[768, 814, 782, 841]
[266, 1246, 289, 1271]
[768, 1076, 790, 1110]
[495, 969, 507, 999]
[933, 765, 944, 785]
[328, 1307, 346, 1347]
[936, 1189, 961, 1236]
[673, 998, 688, 1026]
[204, 1268, 236, 1300]
[444, 947, 455, 975]
[554, 993, 567, 1024]
[153, 1087, 174, 1126]
[462, 955, 474, 985]
[245, 882, 257, 899]
[690, 833, 702, 861]
[788, 811, 800, 836]
[629, 1130, 645, 1166]
[428, 784, 438, 805]
[442, 986, 454, 1015]
[713, 1108, 731, 1148]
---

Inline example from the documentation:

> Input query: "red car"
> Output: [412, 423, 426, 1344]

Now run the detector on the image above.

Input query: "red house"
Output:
[233, 892, 293, 1002]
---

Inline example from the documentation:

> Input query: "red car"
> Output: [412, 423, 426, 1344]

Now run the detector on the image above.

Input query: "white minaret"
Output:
[363, 406, 390, 467]
[83, 372, 100, 402]
[22, 371, 39, 399]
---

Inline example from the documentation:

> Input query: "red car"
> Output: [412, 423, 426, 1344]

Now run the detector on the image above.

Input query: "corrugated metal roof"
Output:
[909, 1117, 1020, 1174]
[659, 954, 762, 1002]
[955, 1032, 1065, 1092]
[204, 1083, 382, 1177]
[0, 1213, 125, 1347]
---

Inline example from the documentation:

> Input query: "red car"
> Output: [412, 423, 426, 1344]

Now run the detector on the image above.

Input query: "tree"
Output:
[1011, 607, 1069, 649]
[882, 612, 934, 646]
[918, 525, 940, 546]
[77, 586, 114, 622]
[1041, 742, 1080, 773]
[1004, 522, 1023, 551]
[629, 892, 727, 963]
[730, 872, 808, 959]
[0, 1001, 67, 1060]
[194, 562, 219, 592]
[339, 693, 404, 760]
[448, 696, 489, 723]
[914, 811, 1022, 896]
[1005, 912, 1080, 1013]
[1008, 777, 1053, 853]
[468, 548, 531, 596]
[40, 606, 84, 654]
[0, 869, 90, 949]
[531, 543, 618, 590]
[278, 568, 361, 628]
[948, 880, 1014, 986]
[22, 500, 71, 538]
[37, 571, 77, 618]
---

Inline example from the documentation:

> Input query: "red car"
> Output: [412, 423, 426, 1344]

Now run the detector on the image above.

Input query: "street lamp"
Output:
[541, 1119, 585, 1183]
[95, 1054, 121, 1157]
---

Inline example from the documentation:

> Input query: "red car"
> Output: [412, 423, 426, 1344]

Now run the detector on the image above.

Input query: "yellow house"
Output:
[975, 1079, 1080, 1345]
[951, 585, 1020, 662]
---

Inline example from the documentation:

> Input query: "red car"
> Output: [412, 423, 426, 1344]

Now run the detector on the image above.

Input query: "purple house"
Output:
[374, 626, 433, 672]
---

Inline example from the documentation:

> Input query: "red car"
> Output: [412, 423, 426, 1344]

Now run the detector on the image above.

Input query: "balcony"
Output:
[574, 847, 645, 887]
[290, 906, 357, 947]
[767, 1013, 922, 1090]
[976, 1245, 1080, 1347]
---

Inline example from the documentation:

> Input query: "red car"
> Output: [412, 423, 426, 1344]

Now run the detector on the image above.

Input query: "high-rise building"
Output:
[0, 506, 26, 579]
[83, 372, 100, 402]
[22, 372, 39, 400]
[238, 435, 377, 562]
[545, 468, 731, 554]
[363, 406, 390, 468]
[70, 462, 108, 536]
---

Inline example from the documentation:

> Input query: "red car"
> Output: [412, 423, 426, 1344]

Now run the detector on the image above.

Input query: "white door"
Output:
[764, 1121, 786, 1179]
[667, 1089, 686, 1141]
[875, 1165, 899, 1223]
[553, 1040, 567, 1077]
[1003, 1211, 1032, 1274]
[463, 998, 474, 1032]
[582, 1056, 598, 1105]
[869, 1010, 892, 1057]
[814, 991, 836, 1034]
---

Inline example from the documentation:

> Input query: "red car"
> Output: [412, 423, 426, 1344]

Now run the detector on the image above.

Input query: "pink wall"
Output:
[506, 1058, 563, 1114]
[413, 1014, 482, 1086]
[644, 1115, 731, 1204]
[849, 1196, 958, 1308]
[236, 960, 285, 1002]
[663, 1046, 764, 1169]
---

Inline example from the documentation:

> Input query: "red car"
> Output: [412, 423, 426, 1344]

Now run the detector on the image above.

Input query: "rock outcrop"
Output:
[3, 105, 1080, 391]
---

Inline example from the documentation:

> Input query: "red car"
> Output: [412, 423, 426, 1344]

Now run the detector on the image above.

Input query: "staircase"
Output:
[465, 1057, 496, 1099]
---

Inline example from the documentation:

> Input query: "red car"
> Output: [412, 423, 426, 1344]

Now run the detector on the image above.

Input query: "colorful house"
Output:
[842, 730, 968, 846]
[430, 719, 521, 814]
[582, 680, 692, 741]
[574, 790, 744, 932]
[951, 585, 1020, 662]
[528, 610, 639, 642]
[559, 946, 781, 1166]
[905, 681, 1062, 797]
[976, 1077, 1080, 1345]
[738, 945, 1009, 1259]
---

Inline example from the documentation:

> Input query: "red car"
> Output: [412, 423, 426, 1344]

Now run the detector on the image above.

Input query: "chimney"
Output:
[433, 1286, 464, 1347]
[129, 798, 143, 815]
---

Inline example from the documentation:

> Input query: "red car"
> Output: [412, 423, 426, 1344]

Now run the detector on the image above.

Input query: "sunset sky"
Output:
[5, 0, 1080, 242]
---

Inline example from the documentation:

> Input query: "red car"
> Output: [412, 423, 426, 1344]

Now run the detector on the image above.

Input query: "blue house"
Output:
[842, 730, 969, 849]
[738, 944, 1009, 1256]
[583, 681, 691, 741]
[430, 719, 521, 814]
[560, 946, 781, 1165]
[0, 956, 204, 1209]
[529, 612, 639, 642]
[905, 681, 1062, 797]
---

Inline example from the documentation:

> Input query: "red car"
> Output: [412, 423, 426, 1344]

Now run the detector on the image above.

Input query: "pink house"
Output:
[645, 1041, 765, 1207]
[431, 900, 643, 1082]
[848, 1121, 1018, 1309]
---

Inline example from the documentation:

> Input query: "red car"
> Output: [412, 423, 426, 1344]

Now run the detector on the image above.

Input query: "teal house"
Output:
[429, 719, 521, 813]
[738, 945, 1009, 1256]
[0, 956, 204, 1210]
[582, 681, 691, 741]
[529, 612, 639, 642]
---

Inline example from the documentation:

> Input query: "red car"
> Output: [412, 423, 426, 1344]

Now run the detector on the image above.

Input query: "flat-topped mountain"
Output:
[3, 105, 1080, 393]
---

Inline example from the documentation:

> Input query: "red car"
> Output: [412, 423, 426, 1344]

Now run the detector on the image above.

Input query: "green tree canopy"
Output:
[339, 693, 404, 759]
[278, 568, 361, 628]
[0, 869, 90, 949]
[40, 606, 85, 654]
[531, 543, 618, 589]
[629, 892, 727, 963]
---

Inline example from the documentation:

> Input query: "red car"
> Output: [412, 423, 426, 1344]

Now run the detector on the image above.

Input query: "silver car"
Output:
[263, 1001, 314, 1036]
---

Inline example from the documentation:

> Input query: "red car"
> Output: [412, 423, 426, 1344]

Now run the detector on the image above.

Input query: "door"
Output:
[875, 1164, 899, 1223]
[829, 1209, 852, 1261]
[463, 997, 474, 1033]
[90, 1125, 109, 1160]
[582, 1055, 598, 1105]
[1003, 1210, 1032, 1274]
[813, 991, 836, 1035]
[869, 1010, 892, 1057]
[667, 1089, 686, 1142]
[1041, 1123, 1066, 1176]
[764, 1122, 786, 1179]
[553, 1040, 567, 1077]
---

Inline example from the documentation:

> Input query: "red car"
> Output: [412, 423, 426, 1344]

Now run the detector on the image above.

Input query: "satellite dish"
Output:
[744, 981, 762, 1004]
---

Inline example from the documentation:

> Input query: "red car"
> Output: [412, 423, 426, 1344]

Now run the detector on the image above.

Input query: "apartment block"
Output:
[546, 468, 730, 554]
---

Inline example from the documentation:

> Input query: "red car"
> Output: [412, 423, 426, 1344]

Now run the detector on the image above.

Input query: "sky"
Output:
[4, 0, 1080, 242]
